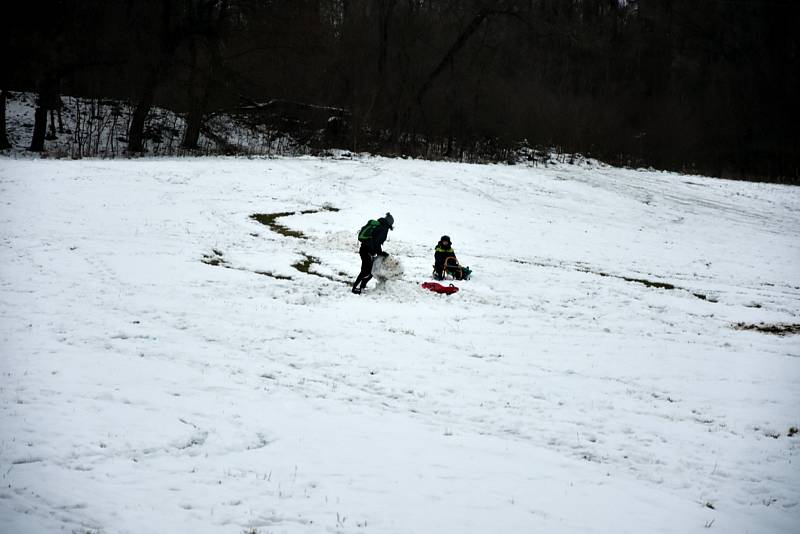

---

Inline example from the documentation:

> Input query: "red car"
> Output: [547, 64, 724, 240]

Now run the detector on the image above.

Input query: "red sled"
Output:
[421, 282, 459, 295]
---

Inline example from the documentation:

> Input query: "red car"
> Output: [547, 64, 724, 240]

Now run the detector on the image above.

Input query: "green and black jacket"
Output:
[360, 220, 391, 255]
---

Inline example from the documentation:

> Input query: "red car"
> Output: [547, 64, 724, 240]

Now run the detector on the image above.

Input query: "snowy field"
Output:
[0, 155, 798, 533]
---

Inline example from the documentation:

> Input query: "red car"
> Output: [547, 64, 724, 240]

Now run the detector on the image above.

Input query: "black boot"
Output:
[353, 275, 363, 295]
[352, 271, 371, 294]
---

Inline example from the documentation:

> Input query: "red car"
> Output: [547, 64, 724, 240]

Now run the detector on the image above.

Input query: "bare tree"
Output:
[0, 90, 11, 150]
[181, 0, 230, 150]
[29, 77, 60, 152]
[128, 0, 183, 153]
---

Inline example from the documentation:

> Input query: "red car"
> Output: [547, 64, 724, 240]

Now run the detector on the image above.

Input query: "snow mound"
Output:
[372, 254, 404, 281]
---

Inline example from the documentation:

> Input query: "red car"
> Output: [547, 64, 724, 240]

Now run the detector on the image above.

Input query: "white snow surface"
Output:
[0, 156, 798, 533]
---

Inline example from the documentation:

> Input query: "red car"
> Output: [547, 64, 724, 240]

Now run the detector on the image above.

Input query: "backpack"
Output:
[358, 220, 381, 242]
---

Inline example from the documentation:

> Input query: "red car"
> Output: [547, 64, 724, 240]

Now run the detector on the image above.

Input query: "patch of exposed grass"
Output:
[211, 207, 344, 283]
[250, 205, 340, 240]
[291, 253, 319, 274]
[511, 258, 710, 300]
[201, 251, 226, 266]
[733, 322, 800, 336]
[619, 276, 675, 290]
[578, 266, 712, 301]
[250, 212, 307, 239]
[202, 250, 292, 281]
[254, 270, 293, 280]
[291, 252, 349, 285]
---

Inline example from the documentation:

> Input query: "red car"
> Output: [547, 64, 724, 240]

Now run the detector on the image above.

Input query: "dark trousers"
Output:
[353, 249, 373, 289]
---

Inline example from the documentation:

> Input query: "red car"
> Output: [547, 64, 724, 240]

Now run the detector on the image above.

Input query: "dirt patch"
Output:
[514, 258, 714, 302]
[587, 268, 715, 301]
[201, 249, 226, 266]
[254, 270, 293, 280]
[581, 268, 681, 290]
[202, 250, 294, 281]
[250, 206, 340, 239]
[615, 275, 714, 301]
[250, 212, 307, 238]
[615, 274, 715, 301]
[733, 322, 800, 336]
[618, 276, 675, 290]
[292, 253, 318, 274]
[250, 206, 348, 284]
[292, 252, 348, 284]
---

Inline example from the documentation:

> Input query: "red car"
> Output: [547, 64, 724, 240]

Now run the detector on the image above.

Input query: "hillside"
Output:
[2, 92, 299, 158]
[0, 156, 798, 533]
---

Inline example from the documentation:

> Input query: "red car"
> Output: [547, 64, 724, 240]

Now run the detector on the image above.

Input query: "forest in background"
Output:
[1, 0, 798, 183]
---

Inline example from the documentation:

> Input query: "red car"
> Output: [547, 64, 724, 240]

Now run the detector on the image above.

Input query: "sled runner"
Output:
[433, 257, 472, 281]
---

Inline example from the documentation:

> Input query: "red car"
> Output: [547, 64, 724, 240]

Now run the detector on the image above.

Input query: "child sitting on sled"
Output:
[433, 235, 472, 280]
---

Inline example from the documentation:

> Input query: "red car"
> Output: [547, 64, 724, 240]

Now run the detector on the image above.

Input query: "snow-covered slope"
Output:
[0, 156, 798, 533]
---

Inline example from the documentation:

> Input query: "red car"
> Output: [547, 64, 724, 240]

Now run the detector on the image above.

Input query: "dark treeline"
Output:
[2, 0, 798, 181]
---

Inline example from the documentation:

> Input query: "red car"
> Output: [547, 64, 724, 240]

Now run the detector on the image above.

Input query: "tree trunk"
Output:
[182, 0, 230, 151]
[0, 90, 11, 150]
[128, 0, 178, 154]
[416, 9, 492, 104]
[29, 101, 49, 152]
[364, 0, 396, 126]
[46, 109, 57, 140]
[181, 38, 203, 150]
[181, 108, 203, 150]
[29, 77, 60, 152]
[128, 76, 156, 153]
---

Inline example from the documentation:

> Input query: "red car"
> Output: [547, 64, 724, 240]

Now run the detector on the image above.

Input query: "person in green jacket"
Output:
[352, 213, 393, 294]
